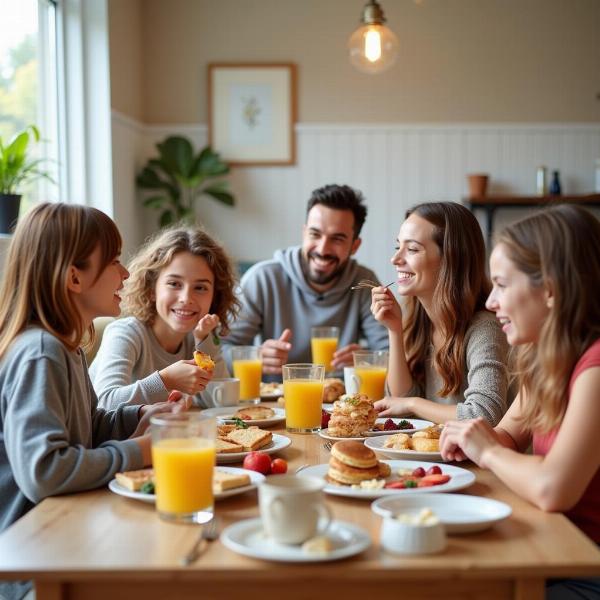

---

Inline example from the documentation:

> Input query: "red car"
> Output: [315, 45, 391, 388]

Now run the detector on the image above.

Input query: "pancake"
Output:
[331, 440, 378, 469]
[328, 456, 381, 485]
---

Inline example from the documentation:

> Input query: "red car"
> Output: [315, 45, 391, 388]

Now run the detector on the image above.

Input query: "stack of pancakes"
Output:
[327, 393, 377, 437]
[328, 441, 391, 486]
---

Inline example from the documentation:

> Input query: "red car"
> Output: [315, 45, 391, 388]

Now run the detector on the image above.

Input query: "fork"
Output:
[180, 516, 220, 566]
[323, 441, 332, 451]
[351, 280, 395, 291]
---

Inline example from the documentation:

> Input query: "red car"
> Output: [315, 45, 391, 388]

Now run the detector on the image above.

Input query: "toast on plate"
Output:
[226, 426, 272, 451]
[115, 469, 154, 491]
[213, 470, 251, 492]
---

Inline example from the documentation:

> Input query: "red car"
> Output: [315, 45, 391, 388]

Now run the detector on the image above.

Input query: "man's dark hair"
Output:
[306, 184, 368, 239]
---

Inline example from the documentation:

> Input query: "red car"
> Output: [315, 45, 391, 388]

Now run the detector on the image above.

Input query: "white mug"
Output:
[344, 367, 359, 395]
[205, 378, 240, 407]
[259, 475, 332, 545]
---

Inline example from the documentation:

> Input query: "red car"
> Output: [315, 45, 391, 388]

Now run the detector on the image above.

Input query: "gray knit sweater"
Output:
[90, 317, 228, 410]
[407, 311, 511, 425]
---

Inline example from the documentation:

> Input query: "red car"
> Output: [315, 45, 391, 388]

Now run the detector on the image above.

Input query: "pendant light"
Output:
[348, 0, 399, 74]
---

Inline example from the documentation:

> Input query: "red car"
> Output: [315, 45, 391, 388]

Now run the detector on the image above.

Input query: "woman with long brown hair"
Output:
[371, 201, 510, 424]
[440, 204, 600, 597]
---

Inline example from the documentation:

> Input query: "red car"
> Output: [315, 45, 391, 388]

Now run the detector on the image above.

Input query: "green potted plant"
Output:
[0, 125, 51, 233]
[136, 135, 235, 227]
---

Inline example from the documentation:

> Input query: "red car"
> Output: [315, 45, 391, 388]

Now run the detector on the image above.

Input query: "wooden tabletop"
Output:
[0, 412, 599, 600]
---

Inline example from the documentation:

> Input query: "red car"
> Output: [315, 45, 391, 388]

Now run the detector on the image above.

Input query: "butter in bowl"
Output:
[379, 507, 447, 555]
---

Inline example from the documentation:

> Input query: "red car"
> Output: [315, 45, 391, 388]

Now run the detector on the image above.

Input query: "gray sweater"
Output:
[222, 246, 389, 366]
[0, 328, 142, 598]
[408, 311, 511, 425]
[90, 317, 228, 410]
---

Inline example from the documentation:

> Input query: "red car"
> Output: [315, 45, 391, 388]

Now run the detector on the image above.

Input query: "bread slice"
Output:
[226, 426, 272, 451]
[216, 438, 244, 454]
[115, 469, 154, 491]
[213, 470, 251, 492]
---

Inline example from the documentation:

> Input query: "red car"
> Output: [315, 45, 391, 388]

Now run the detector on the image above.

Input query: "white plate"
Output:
[221, 518, 371, 562]
[371, 493, 512, 533]
[217, 433, 292, 464]
[297, 461, 475, 500]
[318, 428, 365, 442]
[202, 405, 286, 427]
[108, 467, 266, 504]
[260, 383, 284, 398]
[364, 435, 445, 462]
[322, 403, 335, 413]
[363, 418, 434, 436]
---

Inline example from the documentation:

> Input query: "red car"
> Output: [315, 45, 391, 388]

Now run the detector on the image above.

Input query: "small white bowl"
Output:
[380, 513, 447, 555]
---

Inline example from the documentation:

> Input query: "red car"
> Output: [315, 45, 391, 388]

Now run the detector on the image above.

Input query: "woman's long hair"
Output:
[0, 202, 122, 359]
[121, 226, 240, 335]
[497, 204, 600, 433]
[404, 202, 491, 396]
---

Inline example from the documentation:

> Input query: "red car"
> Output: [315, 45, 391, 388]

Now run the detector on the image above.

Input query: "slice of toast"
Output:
[216, 438, 244, 454]
[115, 469, 154, 491]
[226, 426, 272, 451]
[213, 470, 251, 492]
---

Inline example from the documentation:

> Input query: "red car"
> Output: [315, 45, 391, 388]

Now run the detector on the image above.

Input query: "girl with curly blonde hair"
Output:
[90, 226, 240, 409]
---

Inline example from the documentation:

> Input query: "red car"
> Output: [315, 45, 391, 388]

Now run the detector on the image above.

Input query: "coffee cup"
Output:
[344, 367, 359, 395]
[258, 475, 332, 545]
[205, 378, 240, 408]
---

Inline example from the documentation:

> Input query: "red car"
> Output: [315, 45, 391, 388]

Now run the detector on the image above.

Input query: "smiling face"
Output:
[301, 204, 361, 290]
[151, 251, 215, 346]
[486, 243, 551, 346]
[391, 214, 441, 303]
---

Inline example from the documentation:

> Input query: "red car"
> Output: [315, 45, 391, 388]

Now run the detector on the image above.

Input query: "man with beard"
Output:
[223, 184, 388, 376]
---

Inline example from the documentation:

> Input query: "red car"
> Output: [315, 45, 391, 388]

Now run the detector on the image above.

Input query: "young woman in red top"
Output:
[440, 204, 600, 599]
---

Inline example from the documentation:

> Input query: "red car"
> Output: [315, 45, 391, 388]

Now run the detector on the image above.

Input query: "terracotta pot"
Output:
[467, 174, 489, 198]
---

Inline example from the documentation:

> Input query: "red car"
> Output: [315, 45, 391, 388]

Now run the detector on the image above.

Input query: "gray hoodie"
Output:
[222, 246, 388, 366]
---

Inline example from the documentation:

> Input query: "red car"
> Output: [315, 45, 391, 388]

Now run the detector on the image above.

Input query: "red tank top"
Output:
[533, 338, 600, 542]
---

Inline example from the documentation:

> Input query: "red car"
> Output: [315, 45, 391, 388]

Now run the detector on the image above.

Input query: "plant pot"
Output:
[467, 174, 489, 198]
[0, 194, 21, 234]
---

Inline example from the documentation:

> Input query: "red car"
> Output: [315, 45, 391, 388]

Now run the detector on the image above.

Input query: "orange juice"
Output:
[284, 379, 324, 430]
[311, 337, 338, 371]
[355, 366, 387, 400]
[233, 359, 262, 400]
[152, 438, 215, 515]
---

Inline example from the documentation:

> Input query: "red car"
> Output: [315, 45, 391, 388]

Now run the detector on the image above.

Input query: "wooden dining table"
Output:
[0, 409, 599, 600]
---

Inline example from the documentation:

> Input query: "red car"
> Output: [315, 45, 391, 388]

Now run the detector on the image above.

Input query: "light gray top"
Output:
[407, 311, 511, 425]
[89, 317, 228, 410]
[0, 328, 142, 535]
[222, 246, 389, 367]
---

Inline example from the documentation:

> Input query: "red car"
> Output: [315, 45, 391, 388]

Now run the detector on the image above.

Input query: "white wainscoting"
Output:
[112, 111, 600, 282]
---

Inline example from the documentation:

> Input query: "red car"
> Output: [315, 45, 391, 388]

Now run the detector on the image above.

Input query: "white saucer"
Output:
[318, 428, 365, 442]
[364, 435, 445, 462]
[297, 461, 476, 500]
[108, 467, 266, 503]
[371, 493, 512, 533]
[202, 405, 285, 427]
[217, 433, 292, 464]
[221, 518, 371, 562]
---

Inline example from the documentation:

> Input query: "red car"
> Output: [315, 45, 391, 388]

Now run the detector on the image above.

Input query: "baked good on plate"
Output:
[327, 440, 389, 486]
[322, 378, 345, 402]
[327, 393, 376, 437]
[233, 406, 275, 420]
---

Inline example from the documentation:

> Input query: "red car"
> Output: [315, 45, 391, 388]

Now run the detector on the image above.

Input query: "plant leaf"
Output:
[157, 136, 194, 178]
[142, 195, 167, 209]
[193, 146, 230, 177]
[159, 210, 175, 227]
[202, 187, 235, 206]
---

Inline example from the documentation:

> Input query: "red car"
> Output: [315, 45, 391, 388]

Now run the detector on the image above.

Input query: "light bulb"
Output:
[348, 1, 399, 74]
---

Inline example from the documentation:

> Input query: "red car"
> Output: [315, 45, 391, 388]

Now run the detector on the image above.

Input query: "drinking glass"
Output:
[352, 350, 389, 401]
[150, 413, 216, 524]
[282, 363, 325, 433]
[310, 326, 339, 374]
[231, 346, 262, 405]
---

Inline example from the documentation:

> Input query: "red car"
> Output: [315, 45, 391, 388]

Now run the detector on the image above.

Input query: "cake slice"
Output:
[226, 427, 272, 451]
[213, 470, 251, 492]
[115, 469, 154, 491]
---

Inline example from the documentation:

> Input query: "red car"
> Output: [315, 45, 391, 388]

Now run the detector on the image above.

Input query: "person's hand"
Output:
[130, 398, 189, 439]
[440, 418, 501, 466]
[261, 329, 292, 375]
[371, 286, 403, 333]
[167, 390, 193, 409]
[331, 343, 362, 370]
[193, 313, 220, 342]
[159, 359, 213, 395]
[374, 396, 413, 417]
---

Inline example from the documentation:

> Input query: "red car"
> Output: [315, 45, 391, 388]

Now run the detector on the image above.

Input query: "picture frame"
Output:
[208, 63, 297, 166]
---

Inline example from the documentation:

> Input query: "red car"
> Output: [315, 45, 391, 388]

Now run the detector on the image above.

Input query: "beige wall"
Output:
[109, 0, 600, 124]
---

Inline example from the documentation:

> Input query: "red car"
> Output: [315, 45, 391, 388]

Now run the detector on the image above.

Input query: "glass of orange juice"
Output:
[311, 326, 339, 374]
[231, 346, 262, 405]
[150, 413, 216, 524]
[282, 363, 325, 433]
[353, 350, 389, 401]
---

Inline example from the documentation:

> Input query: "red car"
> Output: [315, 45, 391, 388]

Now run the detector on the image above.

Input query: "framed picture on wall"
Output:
[208, 63, 297, 166]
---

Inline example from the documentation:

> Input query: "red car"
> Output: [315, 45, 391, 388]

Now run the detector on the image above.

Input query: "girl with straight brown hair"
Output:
[371, 201, 510, 424]
[441, 204, 600, 598]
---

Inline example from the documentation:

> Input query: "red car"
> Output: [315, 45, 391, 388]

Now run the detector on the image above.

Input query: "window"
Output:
[0, 0, 60, 212]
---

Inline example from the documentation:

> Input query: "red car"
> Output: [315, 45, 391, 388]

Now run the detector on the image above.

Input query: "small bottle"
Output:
[536, 166, 547, 196]
[549, 170, 562, 196]
[595, 159, 600, 193]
